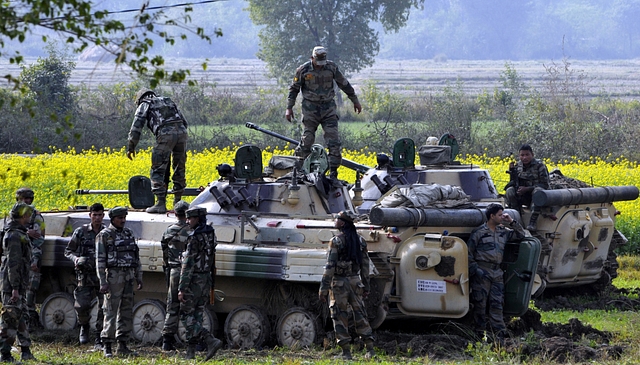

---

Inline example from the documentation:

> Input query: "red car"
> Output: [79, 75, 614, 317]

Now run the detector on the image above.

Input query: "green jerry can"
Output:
[502, 237, 542, 317]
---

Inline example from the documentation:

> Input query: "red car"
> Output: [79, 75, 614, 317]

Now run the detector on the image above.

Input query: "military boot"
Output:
[334, 343, 352, 360]
[0, 351, 14, 363]
[116, 340, 134, 356]
[20, 346, 35, 361]
[527, 212, 540, 231]
[172, 194, 182, 207]
[204, 334, 223, 361]
[103, 342, 113, 358]
[146, 195, 167, 214]
[162, 334, 175, 351]
[79, 323, 90, 344]
[94, 337, 104, 350]
[364, 339, 376, 360]
[184, 344, 196, 360]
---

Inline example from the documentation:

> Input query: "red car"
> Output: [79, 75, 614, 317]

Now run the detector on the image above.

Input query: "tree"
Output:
[247, 0, 424, 84]
[0, 0, 222, 89]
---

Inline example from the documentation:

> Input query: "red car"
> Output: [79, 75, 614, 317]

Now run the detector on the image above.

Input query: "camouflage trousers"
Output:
[505, 186, 544, 212]
[25, 269, 41, 313]
[296, 99, 342, 170]
[470, 267, 506, 335]
[74, 279, 104, 335]
[328, 275, 373, 346]
[162, 267, 181, 336]
[100, 268, 135, 342]
[179, 272, 211, 344]
[151, 130, 188, 196]
[0, 291, 30, 353]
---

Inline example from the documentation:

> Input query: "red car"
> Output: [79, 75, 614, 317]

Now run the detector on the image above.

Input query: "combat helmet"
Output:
[173, 200, 190, 216]
[15, 187, 34, 201]
[135, 88, 156, 106]
[335, 210, 357, 223]
[186, 207, 207, 218]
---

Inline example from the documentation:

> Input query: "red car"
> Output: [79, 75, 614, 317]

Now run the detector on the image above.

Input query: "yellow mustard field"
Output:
[1, 148, 638, 238]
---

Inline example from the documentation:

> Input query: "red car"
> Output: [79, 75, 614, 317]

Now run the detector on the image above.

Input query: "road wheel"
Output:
[276, 307, 317, 349]
[224, 305, 270, 349]
[40, 292, 77, 330]
[132, 299, 166, 344]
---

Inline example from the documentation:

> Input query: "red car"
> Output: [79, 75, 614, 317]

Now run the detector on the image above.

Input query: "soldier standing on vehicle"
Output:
[318, 211, 375, 360]
[285, 46, 362, 182]
[64, 203, 106, 349]
[160, 201, 191, 351]
[127, 89, 188, 214]
[14, 187, 45, 329]
[505, 144, 550, 231]
[96, 206, 143, 358]
[178, 207, 222, 360]
[0, 203, 37, 362]
[467, 203, 525, 344]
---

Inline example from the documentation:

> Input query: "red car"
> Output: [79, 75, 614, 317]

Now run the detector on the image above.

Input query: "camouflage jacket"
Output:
[467, 221, 525, 276]
[287, 60, 359, 109]
[511, 159, 550, 190]
[96, 224, 142, 286]
[65, 223, 105, 277]
[178, 225, 215, 292]
[0, 221, 32, 292]
[319, 233, 370, 294]
[161, 220, 191, 268]
[128, 96, 188, 149]
[9, 209, 46, 267]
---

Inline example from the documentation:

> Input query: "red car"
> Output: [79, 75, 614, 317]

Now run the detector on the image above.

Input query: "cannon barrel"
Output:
[245, 122, 370, 174]
[370, 207, 485, 227]
[532, 186, 639, 207]
[75, 187, 201, 196]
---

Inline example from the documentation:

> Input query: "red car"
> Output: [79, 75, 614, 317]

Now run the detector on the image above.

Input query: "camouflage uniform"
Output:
[161, 218, 190, 338]
[128, 95, 188, 198]
[505, 158, 550, 211]
[65, 223, 105, 343]
[96, 223, 142, 345]
[25, 208, 45, 324]
[319, 233, 374, 349]
[467, 221, 525, 337]
[287, 60, 359, 172]
[0, 214, 33, 360]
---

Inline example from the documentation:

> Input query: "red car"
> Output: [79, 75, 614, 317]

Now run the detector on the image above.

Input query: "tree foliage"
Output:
[246, 0, 424, 83]
[0, 0, 223, 88]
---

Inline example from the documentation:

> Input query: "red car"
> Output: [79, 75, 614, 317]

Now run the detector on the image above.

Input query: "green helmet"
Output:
[173, 200, 190, 216]
[108, 206, 128, 218]
[11, 202, 34, 219]
[135, 88, 155, 106]
[186, 207, 207, 218]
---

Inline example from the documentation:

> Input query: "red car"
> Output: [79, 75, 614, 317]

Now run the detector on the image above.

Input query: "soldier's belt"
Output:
[477, 261, 501, 270]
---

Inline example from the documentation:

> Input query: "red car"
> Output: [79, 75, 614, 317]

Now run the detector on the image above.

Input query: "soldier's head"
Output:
[173, 200, 190, 218]
[186, 207, 207, 228]
[10, 202, 34, 223]
[335, 210, 356, 230]
[485, 203, 504, 222]
[518, 144, 534, 165]
[89, 203, 105, 227]
[108, 206, 128, 228]
[15, 187, 35, 204]
[135, 88, 156, 106]
[311, 46, 327, 67]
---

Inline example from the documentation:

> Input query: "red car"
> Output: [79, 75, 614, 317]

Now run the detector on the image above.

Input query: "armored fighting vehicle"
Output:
[5, 124, 636, 351]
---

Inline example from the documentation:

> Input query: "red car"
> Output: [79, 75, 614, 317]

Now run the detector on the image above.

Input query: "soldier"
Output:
[96, 206, 143, 358]
[318, 211, 375, 360]
[14, 187, 45, 329]
[285, 46, 362, 182]
[0, 203, 36, 362]
[467, 203, 525, 344]
[177, 207, 222, 360]
[127, 89, 188, 214]
[505, 144, 550, 230]
[64, 203, 106, 349]
[160, 200, 191, 351]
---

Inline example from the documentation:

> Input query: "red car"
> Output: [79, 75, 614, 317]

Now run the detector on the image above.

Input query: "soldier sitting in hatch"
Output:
[505, 144, 550, 231]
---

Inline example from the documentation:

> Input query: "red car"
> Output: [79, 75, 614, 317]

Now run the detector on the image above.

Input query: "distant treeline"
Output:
[7, 0, 640, 61]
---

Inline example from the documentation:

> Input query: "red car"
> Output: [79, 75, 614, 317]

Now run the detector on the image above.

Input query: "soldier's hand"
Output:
[285, 108, 294, 122]
[10, 289, 19, 304]
[127, 150, 136, 160]
[318, 292, 327, 303]
[27, 229, 41, 239]
[31, 262, 39, 272]
[363, 291, 370, 299]
[178, 290, 186, 303]
[100, 284, 110, 294]
[137, 282, 143, 291]
[354, 103, 362, 114]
